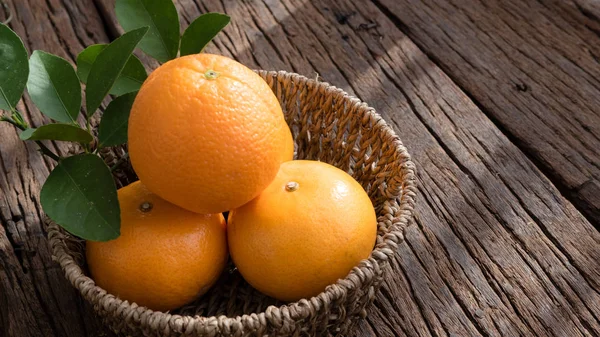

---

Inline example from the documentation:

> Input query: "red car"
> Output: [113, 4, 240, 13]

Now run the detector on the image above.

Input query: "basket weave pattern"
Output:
[47, 71, 417, 336]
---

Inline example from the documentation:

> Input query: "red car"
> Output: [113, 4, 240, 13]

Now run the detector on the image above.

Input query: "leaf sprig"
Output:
[0, 0, 230, 241]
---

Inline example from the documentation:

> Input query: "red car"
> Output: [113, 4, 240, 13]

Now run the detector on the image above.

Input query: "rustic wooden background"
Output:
[1, 0, 599, 336]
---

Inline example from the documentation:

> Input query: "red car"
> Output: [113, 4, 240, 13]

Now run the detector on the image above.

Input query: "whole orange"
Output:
[86, 181, 228, 312]
[128, 53, 293, 214]
[227, 160, 377, 302]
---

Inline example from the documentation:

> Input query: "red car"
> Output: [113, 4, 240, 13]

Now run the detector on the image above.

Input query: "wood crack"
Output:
[399, 239, 462, 337]
[91, 0, 119, 40]
[245, 10, 293, 72]
[512, 245, 593, 337]
[372, 0, 600, 225]
[455, 0, 600, 135]
[532, 1, 600, 89]
[415, 193, 502, 335]
[473, 135, 600, 293]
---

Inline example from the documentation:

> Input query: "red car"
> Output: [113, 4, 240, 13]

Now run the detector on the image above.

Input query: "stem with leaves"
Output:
[0, 0, 231, 242]
[1, 111, 60, 161]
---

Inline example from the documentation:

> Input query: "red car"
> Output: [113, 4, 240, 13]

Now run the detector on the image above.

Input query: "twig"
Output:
[1, 115, 21, 128]
[1, 1, 13, 25]
[1, 115, 61, 162]
[110, 152, 129, 172]
[35, 141, 61, 161]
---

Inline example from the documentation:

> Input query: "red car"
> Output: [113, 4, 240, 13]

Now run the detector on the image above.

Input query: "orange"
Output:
[128, 53, 293, 214]
[282, 126, 295, 161]
[227, 160, 377, 302]
[86, 181, 228, 312]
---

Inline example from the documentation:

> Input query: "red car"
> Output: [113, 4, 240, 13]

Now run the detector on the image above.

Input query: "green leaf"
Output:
[180, 13, 230, 56]
[76, 44, 147, 96]
[116, 0, 180, 63]
[98, 91, 137, 148]
[110, 55, 147, 96]
[41, 154, 120, 241]
[85, 27, 148, 117]
[0, 23, 29, 111]
[19, 124, 93, 143]
[27, 51, 81, 123]
[76, 44, 104, 84]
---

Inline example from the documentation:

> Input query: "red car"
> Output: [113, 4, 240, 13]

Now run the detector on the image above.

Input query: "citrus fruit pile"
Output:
[86, 54, 377, 312]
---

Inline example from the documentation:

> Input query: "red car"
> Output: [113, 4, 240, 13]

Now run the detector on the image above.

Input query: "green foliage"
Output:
[85, 26, 148, 117]
[76, 44, 147, 96]
[0, 1, 229, 241]
[0, 23, 28, 111]
[40, 154, 121, 241]
[19, 124, 93, 143]
[27, 50, 81, 123]
[116, 0, 180, 63]
[180, 13, 230, 56]
[75, 44, 104, 83]
[98, 91, 137, 148]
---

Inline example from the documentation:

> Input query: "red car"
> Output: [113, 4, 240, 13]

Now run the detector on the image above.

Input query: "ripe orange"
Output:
[128, 53, 293, 214]
[227, 160, 377, 302]
[86, 181, 228, 312]
[281, 126, 294, 161]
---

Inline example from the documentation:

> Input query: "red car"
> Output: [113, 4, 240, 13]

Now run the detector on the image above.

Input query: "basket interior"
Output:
[64, 72, 411, 320]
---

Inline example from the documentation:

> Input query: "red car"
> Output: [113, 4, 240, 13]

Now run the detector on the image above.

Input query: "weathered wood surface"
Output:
[0, 1, 116, 336]
[1, 1, 600, 337]
[373, 0, 600, 225]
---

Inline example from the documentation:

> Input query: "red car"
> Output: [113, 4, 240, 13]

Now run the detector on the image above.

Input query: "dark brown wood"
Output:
[1, 1, 600, 337]
[372, 0, 600, 225]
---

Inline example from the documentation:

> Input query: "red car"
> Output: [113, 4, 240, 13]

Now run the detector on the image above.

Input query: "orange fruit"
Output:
[282, 125, 294, 161]
[227, 160, 377, 302]
[128, 53, 293, 214]
[86, 181, 228, 312]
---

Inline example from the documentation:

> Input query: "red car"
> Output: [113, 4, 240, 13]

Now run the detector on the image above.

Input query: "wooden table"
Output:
[1, 0, 599, 336]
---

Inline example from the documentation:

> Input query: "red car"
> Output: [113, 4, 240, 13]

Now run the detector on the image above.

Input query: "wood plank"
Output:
[372, 0, 600, 225]
[0, 1, 117, 336]
[95, 0, 600, 336]
[170, 0, 600, 335]
[2, 1, 599, 337]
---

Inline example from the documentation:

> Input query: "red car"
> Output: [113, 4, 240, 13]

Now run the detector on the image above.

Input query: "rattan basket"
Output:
[47, 70, 417, 336]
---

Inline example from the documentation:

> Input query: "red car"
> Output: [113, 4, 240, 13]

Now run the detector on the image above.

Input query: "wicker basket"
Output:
[47, 70, 417, 336]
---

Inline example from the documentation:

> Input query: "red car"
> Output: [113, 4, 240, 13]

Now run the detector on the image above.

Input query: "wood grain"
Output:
[0, 1, 114, 336]
[372, 0, 600, 225]
[2, 1, 599, 337]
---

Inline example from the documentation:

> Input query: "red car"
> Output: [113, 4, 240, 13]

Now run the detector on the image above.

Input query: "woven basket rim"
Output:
[47, 70, 418, 333]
